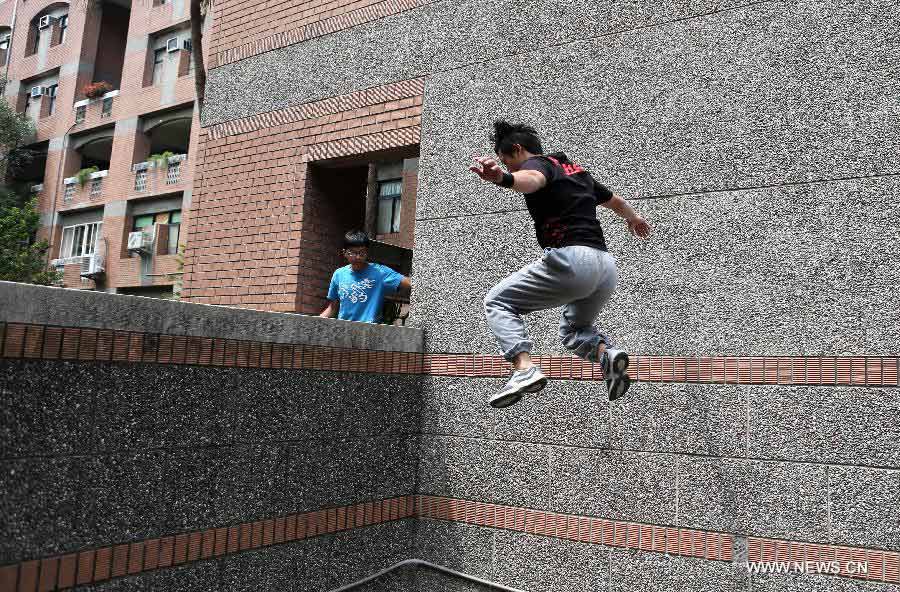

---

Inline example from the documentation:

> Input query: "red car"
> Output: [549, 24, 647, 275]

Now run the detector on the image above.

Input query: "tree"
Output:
[0, 197, 61, 285]
[0, 84, 38, 177]
[0, 80, 61, 285]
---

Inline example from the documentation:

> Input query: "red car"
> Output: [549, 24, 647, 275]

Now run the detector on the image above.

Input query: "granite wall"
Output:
[4, 0, 899, 588]
[206, 0, 896, 588]
[0, 282, 422, 591]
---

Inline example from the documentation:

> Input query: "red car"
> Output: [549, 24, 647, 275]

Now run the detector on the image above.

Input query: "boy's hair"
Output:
[343, 229, 370, 248]
[491, 120, 543, 156]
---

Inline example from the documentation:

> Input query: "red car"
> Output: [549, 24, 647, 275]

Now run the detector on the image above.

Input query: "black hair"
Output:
[343, 229, 370, 248]
[491, 120, 543, 156]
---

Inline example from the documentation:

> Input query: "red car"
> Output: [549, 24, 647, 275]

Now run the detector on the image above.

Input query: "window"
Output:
[31, 27, 41, 54]
[376, 179, 403, 234]
[152, 48, 166, 85]
[45, 84, 58, 116]
[75, 105, 86, 123]
[132, 210, 181, 254]
[167, 210, 181, 254]
[58, 15, 68, 44]
[60, 222, 102, 259]
[63, 182, 75, 201]
[0, 35, 9, 66]
[101, 97, 113, 117]
[132, 214, 155, 232]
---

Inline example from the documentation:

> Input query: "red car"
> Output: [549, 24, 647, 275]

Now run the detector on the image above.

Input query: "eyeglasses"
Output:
[344, 249, 367, 258]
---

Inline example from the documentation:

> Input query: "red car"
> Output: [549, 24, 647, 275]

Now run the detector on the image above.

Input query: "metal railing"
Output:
[329, 559, 526, 592]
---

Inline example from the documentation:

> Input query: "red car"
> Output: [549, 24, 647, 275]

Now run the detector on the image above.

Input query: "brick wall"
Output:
[2, 0, 203, 294]
[183, 79, 423, 312]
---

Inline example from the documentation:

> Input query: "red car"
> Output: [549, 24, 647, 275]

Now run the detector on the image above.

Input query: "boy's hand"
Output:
[469, 157, 504, 184]
[627, 215, 652, 238]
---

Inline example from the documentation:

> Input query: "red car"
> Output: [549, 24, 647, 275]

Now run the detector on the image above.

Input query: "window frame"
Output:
[132, 209, 182, 254]
[45, 84, 58, 116]
[376, 178, 403, 235]
[60, 221, 102, 259]
[152, 48, 166, 85]
[57, 14, 68, 44]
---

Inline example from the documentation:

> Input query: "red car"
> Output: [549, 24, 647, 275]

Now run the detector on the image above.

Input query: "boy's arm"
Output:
[600, 194, 651, 238]
[469, 157, 547, 194]
[397, 276, 411, 296]
[319, 300, 339, 318]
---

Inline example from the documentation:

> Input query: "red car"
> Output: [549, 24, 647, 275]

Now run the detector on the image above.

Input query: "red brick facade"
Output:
[183, 79, 423, 313]
[2, 0, 201, 296]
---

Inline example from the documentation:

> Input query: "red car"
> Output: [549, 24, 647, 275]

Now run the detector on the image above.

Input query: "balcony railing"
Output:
[132, 154, 188, 193]
[73, 90, 119, 125]
[62, 170, 109, 203]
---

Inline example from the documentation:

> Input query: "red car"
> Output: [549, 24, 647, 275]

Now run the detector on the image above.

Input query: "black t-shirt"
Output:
[520, 152, 613, 251]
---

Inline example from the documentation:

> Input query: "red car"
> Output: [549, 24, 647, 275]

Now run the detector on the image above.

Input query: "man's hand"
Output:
[627, 215, 652, 238]
[469, 157, 504, 184]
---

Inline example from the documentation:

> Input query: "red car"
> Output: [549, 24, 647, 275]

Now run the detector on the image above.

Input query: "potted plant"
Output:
[82, 81, 113, 99]
[75, 166, 99, 187]
[146, 150, 175, 168]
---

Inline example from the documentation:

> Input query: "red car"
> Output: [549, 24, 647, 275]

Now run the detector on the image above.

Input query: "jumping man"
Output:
[470, 121, 651, 408]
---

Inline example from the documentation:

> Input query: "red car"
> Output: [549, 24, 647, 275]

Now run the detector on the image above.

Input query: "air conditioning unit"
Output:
[79, 254, 105, 278]
[30, 86, 44, 98]
[127, 230, 154, 254]
[166, 37, 180, 52]
[38, 15, 54, 29]
[183, 39, 192, 51]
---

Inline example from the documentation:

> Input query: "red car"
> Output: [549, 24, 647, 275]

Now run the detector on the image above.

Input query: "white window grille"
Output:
[75, 105, 86, 123]
[90, 177, 102, 197]
[135, 170, 147, 191]
[63, 183, 76, 201]
[166, 160, 181, 185]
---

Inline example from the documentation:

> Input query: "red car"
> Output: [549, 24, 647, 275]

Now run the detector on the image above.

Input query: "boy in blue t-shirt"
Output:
[319, 230, 411, 323]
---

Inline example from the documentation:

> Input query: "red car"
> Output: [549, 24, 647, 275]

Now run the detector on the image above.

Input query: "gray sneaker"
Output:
[602, 348, 632, 401]
[489, 366, 548, 408]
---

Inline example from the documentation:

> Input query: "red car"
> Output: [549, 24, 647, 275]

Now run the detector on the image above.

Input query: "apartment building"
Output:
[1, 0, 202, 298]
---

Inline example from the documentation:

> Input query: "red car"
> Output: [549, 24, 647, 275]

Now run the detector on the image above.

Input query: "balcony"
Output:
[62, 169, 109, 205]
[73, 90, 119, 128]
[132, 153, 187, 194]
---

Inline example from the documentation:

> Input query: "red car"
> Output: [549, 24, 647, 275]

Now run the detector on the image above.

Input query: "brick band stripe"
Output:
[210, 0, 435, 68]
[0, 496, 415, 592]
[415, 495, 900, 584]
[1, 494, 897, 591]
[205, 78, 424, 140]
[2, 322, 899, 388]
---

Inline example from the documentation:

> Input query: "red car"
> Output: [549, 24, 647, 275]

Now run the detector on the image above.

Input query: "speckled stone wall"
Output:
[396, 0, 895, 590]
[5, 0, 899, 587]
[0, 284, 423, 591]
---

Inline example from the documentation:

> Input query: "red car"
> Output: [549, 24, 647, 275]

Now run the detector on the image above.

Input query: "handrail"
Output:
[328, 558, 527, 592]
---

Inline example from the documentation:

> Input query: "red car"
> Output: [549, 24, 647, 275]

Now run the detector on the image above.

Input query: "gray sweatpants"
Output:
[483, 245, 618, 363]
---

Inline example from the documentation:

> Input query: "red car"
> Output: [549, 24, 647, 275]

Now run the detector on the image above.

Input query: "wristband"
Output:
[499, 172, 515, 188]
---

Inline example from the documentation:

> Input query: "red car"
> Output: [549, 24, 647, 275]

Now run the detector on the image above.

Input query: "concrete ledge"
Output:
[0, 282, 423, 353]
